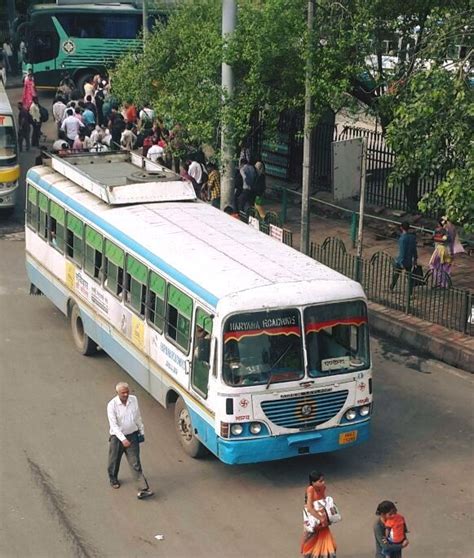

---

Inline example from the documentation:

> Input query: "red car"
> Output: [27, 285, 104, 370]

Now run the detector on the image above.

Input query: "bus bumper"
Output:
[0, 167, 20, 208]
[216, 421, 370, 465]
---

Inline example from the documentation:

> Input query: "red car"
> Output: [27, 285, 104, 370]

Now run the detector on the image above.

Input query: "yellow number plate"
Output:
[339, 431, 358, 444]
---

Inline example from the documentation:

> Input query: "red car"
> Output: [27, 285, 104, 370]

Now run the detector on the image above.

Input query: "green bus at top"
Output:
[18, 1, 170, 91]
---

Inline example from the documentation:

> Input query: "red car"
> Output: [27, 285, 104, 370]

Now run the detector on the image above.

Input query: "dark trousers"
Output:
[18, 127, 30, 151]
[31, 122, 42, 147]
[390, 264, 411, 290]
[237, 189, 255, 212]
[107, 431, 149, 490]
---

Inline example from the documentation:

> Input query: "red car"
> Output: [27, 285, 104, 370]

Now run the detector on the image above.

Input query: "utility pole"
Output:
[142, 0, 149, 42]
[356, 138, 367, 259]
[220, 0, 236, 210]
[300, 0, 314, 255]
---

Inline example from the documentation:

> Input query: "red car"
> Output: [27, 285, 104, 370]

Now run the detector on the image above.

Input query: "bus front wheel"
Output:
[70, 304, 97, 356]
[174, 397, 206, 458]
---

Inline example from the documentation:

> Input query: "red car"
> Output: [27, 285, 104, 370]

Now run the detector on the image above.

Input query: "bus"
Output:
[25, 151, 372, 464]
[0, 82, 19, 212]
[17, 1, 169, 91]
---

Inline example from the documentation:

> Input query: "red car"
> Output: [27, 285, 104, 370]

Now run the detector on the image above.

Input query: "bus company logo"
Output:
[357, 382, 367, 391]
[239, 398, 249, 408]
[62, 40, 76, 55]
[301, 404, 313, 417]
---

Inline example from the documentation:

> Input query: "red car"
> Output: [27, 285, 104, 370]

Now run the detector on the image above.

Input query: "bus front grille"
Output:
[260, 390, 349, 429]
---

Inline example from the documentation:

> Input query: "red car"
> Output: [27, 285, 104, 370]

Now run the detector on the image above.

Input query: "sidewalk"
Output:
[264, 177, 474, 372]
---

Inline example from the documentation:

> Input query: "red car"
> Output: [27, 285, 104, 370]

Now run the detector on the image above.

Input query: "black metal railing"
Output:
[311, 237, 473, 336]
[239, 210, 293, 248]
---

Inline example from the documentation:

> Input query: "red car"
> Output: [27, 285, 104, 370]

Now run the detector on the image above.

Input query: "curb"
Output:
[368, 303, 474, 373]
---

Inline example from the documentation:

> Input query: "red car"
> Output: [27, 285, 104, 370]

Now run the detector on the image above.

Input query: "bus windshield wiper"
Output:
[266, 344, 293, 390]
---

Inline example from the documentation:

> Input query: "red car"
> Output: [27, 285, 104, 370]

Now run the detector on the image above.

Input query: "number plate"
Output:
[339, 431, 357, 444]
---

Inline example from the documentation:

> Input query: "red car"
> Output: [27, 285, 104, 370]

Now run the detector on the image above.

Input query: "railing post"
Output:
[350, 212, 358, 248]
[355, 255, 362, 283]
[404, 271, 413, 314]
[280, 187, 288, 224]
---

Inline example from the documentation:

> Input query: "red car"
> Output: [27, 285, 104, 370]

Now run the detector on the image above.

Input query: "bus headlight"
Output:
[359, 405, 370, 417]
[249, 422, 262, 435]
[230, 424, 243, 436]
[345, 409, 357, 421]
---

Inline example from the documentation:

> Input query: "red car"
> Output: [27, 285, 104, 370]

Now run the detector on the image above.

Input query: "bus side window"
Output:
[166, 284, 192, 353]
[49, 200, 65, 252]
[125, 254, 147, 316]
[84, 225, 103, 281]
[38, 192, 48, 240]
[147, 271, 166, 332]
[104, 239, 124, 298]
[66, 213, 84, 266]
[27, 184, 38, 231]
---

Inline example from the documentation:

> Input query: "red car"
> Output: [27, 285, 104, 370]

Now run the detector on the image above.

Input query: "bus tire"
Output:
[70, 303, 97, 356]
[174, 397, 207, 458]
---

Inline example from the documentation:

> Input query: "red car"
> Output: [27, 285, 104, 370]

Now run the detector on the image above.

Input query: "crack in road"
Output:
[26, 455, 97, 558]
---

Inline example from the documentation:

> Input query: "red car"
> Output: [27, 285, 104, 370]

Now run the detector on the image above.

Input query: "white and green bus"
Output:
[0, 81, 20, 212]
[17, 1, 170, 91]
[25, 151, 373, 464]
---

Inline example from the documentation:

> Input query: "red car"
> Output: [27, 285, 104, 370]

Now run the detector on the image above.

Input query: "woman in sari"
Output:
[22, 68, 37, 110]
[429, 218, 452, 288]
[301, 471, 337, 558]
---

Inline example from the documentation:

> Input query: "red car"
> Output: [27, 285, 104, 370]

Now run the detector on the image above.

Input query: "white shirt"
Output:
[61, 115, 82, 140]
[52, 101, 66, 124]
[107, 394, 144, 442]
[139, 107, 154, 122]
[188, 161, 202, 184]
[147, 144, 164, 162]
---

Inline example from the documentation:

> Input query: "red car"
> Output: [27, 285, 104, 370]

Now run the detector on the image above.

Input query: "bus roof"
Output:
[28, 164, 366, 314]
[29, 3, 144, 15]
[0, 82, 14, 116]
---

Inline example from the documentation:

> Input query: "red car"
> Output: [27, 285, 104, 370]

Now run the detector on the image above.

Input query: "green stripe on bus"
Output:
[196, 309, 212, 334]
[85, 226, 103, 251]
[38, 192, 48, 212]
[50, 201, 65, 224]
[105, 239, 124, 267]
[28, 185, 37, 204]
[67, 213, 83, 237]
[127, 254, 147, 283]
[168, 284, 193, 319]
[150, 271, 165, 298]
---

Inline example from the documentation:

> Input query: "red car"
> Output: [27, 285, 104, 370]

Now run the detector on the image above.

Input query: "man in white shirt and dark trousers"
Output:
[107, 382, 153, 499]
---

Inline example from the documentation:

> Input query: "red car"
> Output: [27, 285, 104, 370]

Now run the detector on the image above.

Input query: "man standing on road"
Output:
[107, 382, 153, 500]
[29, 97, 42, 148]
[17, 102, 31, 152]
[61, 108, 82, 147]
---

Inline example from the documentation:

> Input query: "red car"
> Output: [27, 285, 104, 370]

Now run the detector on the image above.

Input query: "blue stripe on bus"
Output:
[28, 168, 219, 308]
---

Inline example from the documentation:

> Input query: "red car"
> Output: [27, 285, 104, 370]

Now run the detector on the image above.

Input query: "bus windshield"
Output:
[304, 301, 369, 376]
[0, 117, 16, 163]
[223, 309, 304, 387]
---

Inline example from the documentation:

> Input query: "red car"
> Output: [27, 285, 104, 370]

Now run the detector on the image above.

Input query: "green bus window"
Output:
[104, 239, 124, 297]
[27, 184, 38, 230]
[49, 200, 65, 252]
[38, 192, 48, 240]
[166, 284, 193, 352]
[66, 213, 84, 266]
[192, 309, 213, 398]
[125, 254, 147, 316]
[148, 271, 166, 331]
[84, 226, 103, 280]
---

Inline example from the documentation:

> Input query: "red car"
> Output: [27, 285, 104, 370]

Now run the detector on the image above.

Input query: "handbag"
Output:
[324, 496, 342, 524]
[411, 264, 425, 287]
[303, 508, 320, 533]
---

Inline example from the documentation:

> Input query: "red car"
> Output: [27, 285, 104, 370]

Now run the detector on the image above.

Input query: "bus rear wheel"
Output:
[70, 303, 97, 356]
[174, 397, 207, 458]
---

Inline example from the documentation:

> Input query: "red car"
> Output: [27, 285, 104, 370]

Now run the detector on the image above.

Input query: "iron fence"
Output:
[311, 237, 473, 336]
[239, 210, 293, 247]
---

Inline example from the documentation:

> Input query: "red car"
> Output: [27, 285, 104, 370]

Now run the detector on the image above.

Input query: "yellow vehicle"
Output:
[0, 81, 20, 211]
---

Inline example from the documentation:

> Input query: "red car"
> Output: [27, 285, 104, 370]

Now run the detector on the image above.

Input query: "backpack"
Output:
[39, 105, 49, 123]
[200, 163, 208, 185]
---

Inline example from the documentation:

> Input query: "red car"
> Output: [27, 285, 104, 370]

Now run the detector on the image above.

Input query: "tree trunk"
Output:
[404, 172, 419, 212]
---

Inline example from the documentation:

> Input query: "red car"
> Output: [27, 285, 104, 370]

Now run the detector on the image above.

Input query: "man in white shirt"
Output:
[146, 138, 165, 163]
[61, 108, 82, 147]
[107, 382, 153, 499]
[52, 96, 67, 136]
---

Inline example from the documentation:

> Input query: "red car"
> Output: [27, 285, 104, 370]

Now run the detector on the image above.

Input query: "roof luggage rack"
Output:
[48, 151, 196, 205]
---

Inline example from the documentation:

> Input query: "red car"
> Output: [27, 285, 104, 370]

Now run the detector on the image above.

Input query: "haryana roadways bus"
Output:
[17, 1, 170, 91]
[25, 152, 372, 464]
[0, 82, 19, 212]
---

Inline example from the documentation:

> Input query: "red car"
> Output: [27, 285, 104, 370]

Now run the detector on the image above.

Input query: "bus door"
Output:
[191, 309, 213, 400]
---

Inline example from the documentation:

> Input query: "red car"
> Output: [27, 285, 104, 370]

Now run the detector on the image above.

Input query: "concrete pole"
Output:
[143, 0, 149, 42]
[356, 138, 367, 259]
[300, 0, 314, 255]
[220, 0, 236, 210]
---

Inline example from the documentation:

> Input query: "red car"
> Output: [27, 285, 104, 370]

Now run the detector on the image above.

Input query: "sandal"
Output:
[111, 482, 120, 489]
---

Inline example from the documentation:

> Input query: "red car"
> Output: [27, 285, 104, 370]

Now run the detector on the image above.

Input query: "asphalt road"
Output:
[0, 84, 473, 558]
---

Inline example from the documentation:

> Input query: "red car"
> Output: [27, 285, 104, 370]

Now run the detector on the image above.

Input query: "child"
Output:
[383, 506, 408, 556]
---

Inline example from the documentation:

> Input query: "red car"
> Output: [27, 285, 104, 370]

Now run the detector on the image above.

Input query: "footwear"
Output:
[137, 489, 154, 500]
[110, 481, 120, 489]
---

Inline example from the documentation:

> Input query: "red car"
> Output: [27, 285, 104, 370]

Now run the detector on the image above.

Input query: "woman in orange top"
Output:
[301, 471, 337, 558]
